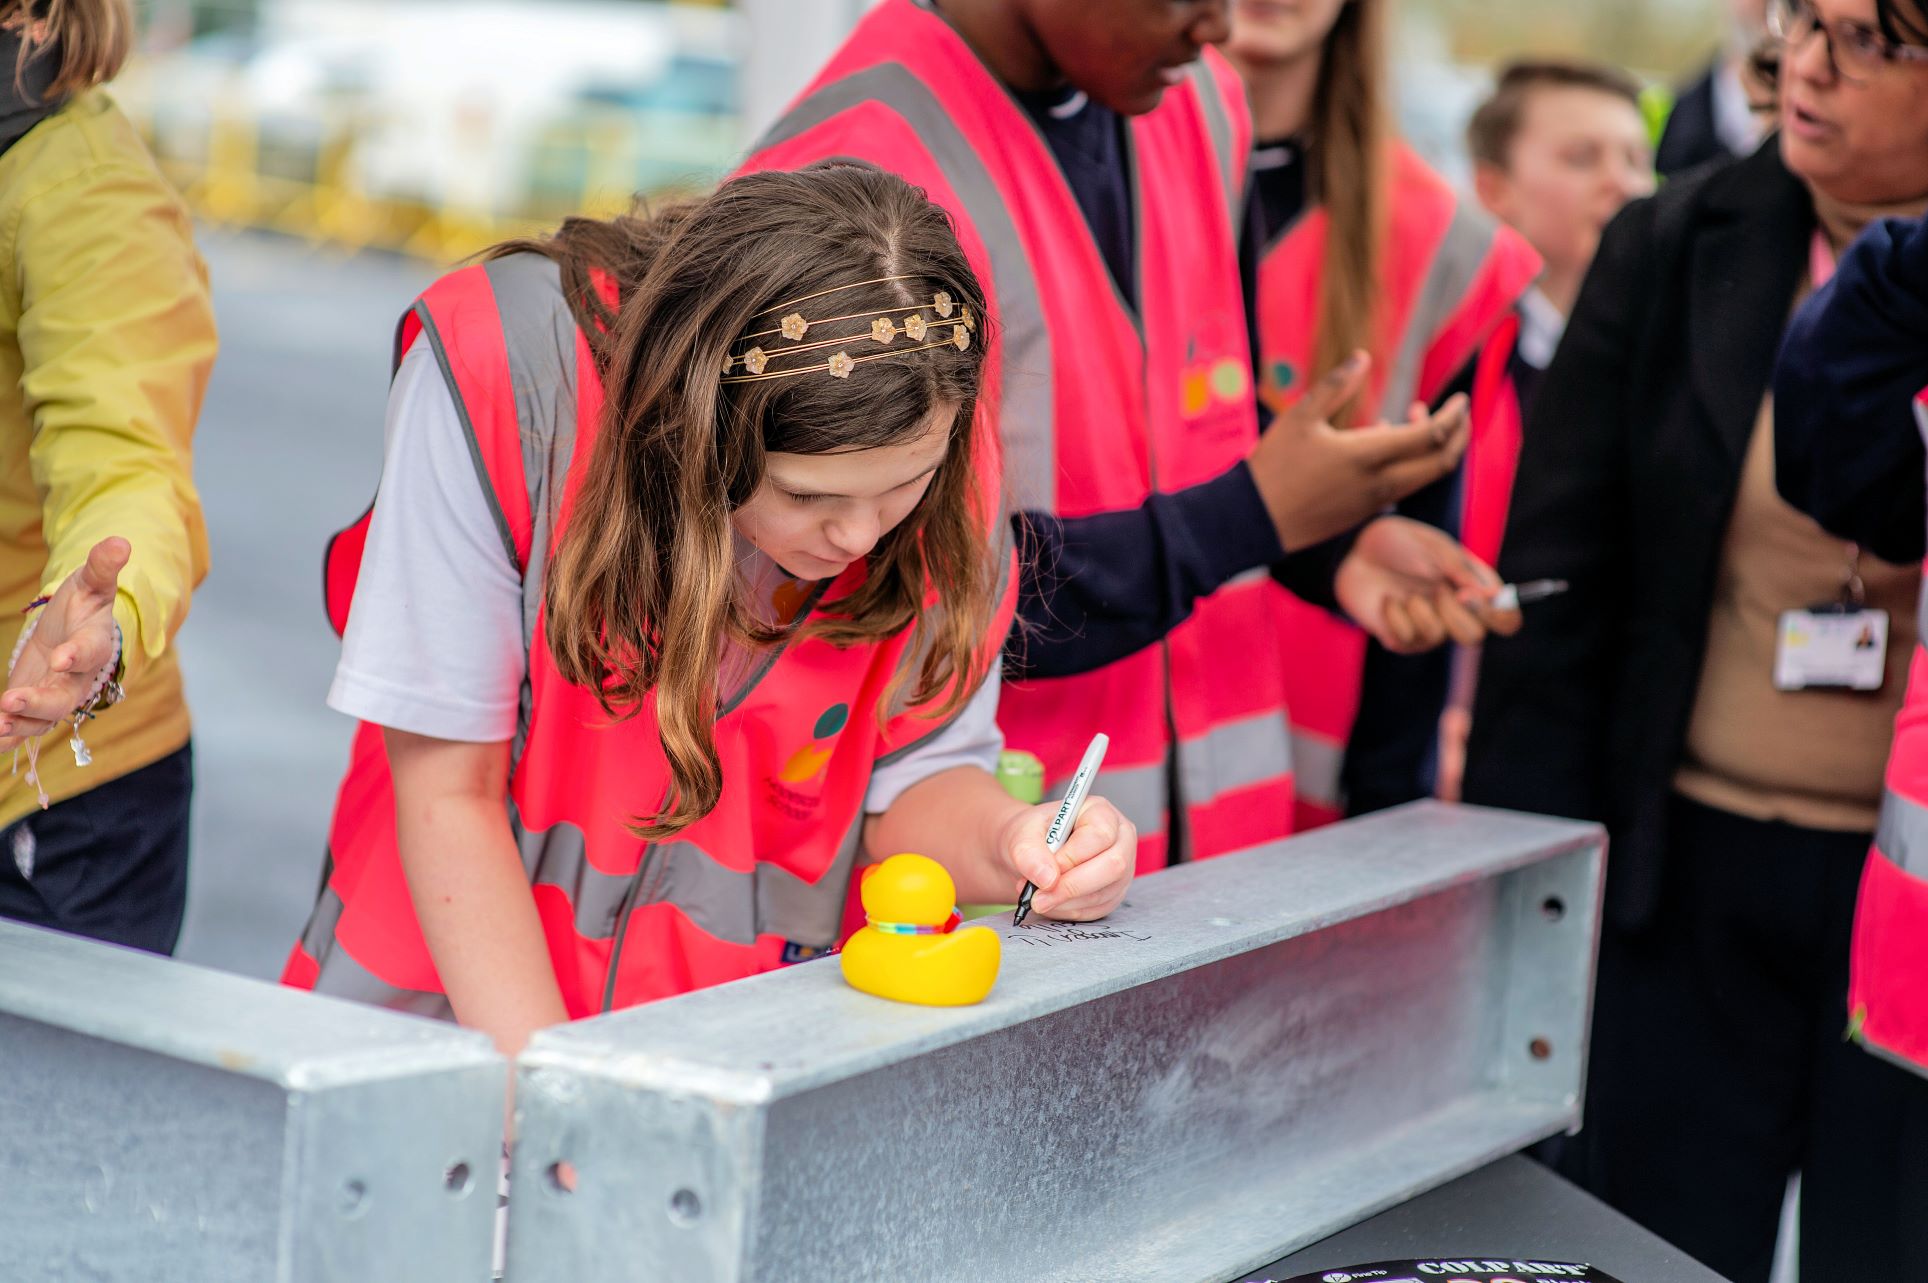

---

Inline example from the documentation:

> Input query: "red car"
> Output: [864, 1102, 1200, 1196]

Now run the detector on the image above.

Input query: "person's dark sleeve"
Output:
[1008, 462, 1285, 680]
[1774, 216, 1928, 564]
[1462, 199, 1652, 824]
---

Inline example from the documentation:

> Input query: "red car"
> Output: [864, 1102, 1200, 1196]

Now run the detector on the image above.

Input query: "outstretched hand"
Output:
[1246, 350, 1470, 553]
[2, 537, 128, 751]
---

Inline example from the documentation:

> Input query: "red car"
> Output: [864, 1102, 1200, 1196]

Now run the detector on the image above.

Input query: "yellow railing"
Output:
[130, 95, 723, 265]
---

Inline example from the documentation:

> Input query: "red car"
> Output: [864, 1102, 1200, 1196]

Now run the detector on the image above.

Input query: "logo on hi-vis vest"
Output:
[1180, 357, 1252, 417]
[771, 578, 812, 625]
[766, 702, 849, 820]
[1179, 318, 1253, 449]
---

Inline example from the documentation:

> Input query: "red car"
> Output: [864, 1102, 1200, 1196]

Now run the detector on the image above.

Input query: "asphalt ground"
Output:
[173, 228, 436, 978]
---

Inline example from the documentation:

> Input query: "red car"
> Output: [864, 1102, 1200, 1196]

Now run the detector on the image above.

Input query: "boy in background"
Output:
[1435, 60, 1655, 801]
[1467, 60, 1657, 409]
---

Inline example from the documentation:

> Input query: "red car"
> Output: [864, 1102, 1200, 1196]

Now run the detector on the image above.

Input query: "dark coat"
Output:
[1463, 139, 1814, 931]
[1775, 214, 1928, 563]
[1657, 65, 1739, 177]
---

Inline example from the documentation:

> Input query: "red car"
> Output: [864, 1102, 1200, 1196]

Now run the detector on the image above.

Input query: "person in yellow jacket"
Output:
[0, 0, 214, 954]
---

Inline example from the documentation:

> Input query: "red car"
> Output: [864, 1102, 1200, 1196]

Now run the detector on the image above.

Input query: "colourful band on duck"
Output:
[865, 909, 964, 936]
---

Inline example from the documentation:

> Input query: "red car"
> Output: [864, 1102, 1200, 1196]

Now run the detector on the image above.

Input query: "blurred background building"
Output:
[120, 0, 1723, 263]
[115, 0, 1730, 982]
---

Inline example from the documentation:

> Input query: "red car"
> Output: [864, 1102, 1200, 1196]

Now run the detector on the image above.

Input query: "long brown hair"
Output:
[1308, 0, 1390, 421]
[499, 164, 996, 838]
[1, 0, 131, 98]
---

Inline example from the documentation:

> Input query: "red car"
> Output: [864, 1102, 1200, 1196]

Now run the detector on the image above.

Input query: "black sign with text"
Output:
[1244, 1259, 1627, 1283]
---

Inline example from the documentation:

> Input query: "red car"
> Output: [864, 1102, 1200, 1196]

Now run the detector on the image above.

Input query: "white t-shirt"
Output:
[1515, 285, 1568, 373]
[328, 342, 1004, 814]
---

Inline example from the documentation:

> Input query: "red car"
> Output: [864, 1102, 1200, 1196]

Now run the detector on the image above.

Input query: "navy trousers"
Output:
[1558, 794, 1928, 1283]
[0, 742, 193, 955]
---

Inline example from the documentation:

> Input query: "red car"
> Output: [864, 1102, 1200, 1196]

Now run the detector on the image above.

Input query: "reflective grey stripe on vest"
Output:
[1077, 754, 1298, 852]
[305, 907, 457, 1022]
[1183, 60, 1243, 232]
[297, 872, 345, 963]
[408, 253, 582, 755]
[1070, 758, 1168, 841]
[754, 63, 1058, 514]
[1376, 199, 1503, 420]
[517, 811, 857, 950]
[1291, 731, 1346, 811]
[483, 253, 581, 662]
[646, 819, 865, 950]
[1177, 709, 1294, 813]
[409, 300, 520, 572]
[1877, 784, 1928, 876]
[300, 885, 455, 1021]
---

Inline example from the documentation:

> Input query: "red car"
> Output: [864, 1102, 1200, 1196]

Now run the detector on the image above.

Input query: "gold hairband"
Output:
[721, 279, 977, 384]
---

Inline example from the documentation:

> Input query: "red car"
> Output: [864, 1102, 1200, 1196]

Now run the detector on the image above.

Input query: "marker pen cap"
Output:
[996, 750, 1045, 805]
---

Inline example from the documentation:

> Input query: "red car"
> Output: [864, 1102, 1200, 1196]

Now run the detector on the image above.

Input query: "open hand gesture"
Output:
[1247, 350, 1471, 552]
[2, 537, 128, 752]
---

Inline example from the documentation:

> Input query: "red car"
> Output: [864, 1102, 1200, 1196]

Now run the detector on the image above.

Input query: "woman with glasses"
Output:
[1464, 0, 1928, 1278]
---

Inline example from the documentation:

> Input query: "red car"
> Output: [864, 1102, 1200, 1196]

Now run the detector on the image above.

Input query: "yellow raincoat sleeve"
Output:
[15, 150, 215, 686]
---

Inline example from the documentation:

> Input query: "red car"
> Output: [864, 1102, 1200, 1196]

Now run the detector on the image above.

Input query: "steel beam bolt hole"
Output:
[445, 1161, 473, 1197]
[1540, 895, 1566, 922]
[1529, 1036, 1553, 1061]
[669, 1187, 704, 1225]
[545, 1161, 578, 1195]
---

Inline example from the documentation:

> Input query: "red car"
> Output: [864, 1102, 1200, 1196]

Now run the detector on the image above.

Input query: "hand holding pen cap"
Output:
[1009, 732, 1132, 926]
[1433, 575, 1564, 642]
[1337, 518, 1525, 654]
[1487, 578, 1569, 612]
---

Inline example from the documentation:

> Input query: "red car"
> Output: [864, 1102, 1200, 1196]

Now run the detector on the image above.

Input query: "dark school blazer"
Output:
[1462, 138, 1814, 932]
[1657, 64, 1738, 178]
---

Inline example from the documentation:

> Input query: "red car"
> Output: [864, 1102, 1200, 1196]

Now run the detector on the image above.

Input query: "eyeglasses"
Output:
[1768, 0, 1928, 81]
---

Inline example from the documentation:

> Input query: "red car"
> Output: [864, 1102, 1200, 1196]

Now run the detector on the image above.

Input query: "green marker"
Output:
[996, 749, 1045, 805]
[958, 751, 1047, 921]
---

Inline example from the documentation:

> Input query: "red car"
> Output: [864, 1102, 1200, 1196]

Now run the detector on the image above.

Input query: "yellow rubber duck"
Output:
[840, 853, 1001, 1006]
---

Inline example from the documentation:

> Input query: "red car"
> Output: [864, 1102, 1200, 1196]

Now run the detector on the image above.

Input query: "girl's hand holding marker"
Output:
[1011, 733, 1123, 926]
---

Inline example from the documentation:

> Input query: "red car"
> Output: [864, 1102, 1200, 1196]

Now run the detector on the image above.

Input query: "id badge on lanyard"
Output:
[1774, 543, 1888, 692]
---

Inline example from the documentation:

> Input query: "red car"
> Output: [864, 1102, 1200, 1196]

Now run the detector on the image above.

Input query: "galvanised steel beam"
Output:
[506, 801, 1605, 1283]
[0, 921, 506, 1282]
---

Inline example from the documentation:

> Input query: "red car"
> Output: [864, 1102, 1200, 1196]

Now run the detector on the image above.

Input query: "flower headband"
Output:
[720, 273, 978, 383]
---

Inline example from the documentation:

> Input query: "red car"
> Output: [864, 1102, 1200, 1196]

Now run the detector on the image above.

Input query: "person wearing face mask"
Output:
[736, 0, 1520, 870]
[1465, 1, 1928, 1276]
[1657, 0, 1775, 175]
[1225, 0, 1543, 826]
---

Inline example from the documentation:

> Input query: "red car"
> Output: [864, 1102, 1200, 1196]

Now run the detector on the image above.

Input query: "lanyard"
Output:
[1811, 228, 1838, 289]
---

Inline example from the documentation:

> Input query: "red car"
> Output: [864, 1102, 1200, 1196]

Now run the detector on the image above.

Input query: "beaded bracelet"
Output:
[6, 605, 126, 809]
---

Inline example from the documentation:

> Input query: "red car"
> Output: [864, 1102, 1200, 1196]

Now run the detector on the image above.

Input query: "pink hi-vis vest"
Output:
[1462, 309, 1526, 570]
[1256, 144, 1541, 829]
[283, 253, 1010, 1017]
[741, 0, 1291, 870]
[1851, 388, 1928, 1076]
